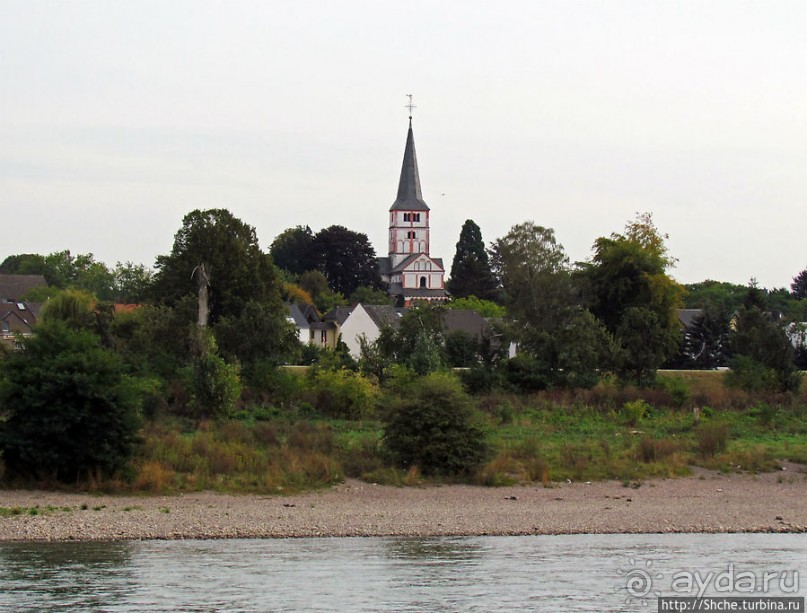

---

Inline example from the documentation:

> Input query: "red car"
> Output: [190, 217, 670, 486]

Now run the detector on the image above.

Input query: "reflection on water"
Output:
[0, 534, 804, 612]
[0, 541, 136, 611]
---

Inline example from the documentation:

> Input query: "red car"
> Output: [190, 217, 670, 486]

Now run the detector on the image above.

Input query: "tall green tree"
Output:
[726, 289, 800, 393]
[299, 269, 347, 314]
[0, 320, 141, 482]
[491, 222, 608, 389]
[446, 296, 506, 318]
[269, 225, 316, 276]
[791, 268, 807, 300]
[683, 280, 748, 314]
[112, 262, 154, 303]
[151, 209, 283, 324]
[312, 225, 383, 297]
[447, 219, 497, 300]
[578, 213, 683, 384]
[491, 222, 571, 331]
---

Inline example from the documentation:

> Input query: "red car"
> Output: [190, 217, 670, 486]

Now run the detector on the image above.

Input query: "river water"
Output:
[0, 534, 804, 612]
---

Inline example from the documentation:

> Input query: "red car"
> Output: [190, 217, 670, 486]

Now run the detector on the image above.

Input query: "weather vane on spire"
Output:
[405, 94, 416, 120]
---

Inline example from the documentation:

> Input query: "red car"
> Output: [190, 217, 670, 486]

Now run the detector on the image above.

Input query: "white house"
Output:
[337, 303, 405, 359]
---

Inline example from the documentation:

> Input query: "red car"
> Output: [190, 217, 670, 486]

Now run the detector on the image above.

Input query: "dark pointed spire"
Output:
[391, 120, 429, 211]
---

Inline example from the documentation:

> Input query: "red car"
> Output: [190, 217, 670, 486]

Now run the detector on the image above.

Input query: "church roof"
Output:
[390, 120, 429, 212]
[389, 253, 445, 274]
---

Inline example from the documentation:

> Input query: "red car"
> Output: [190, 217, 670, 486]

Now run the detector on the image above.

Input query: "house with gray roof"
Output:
[0, 301, 40, 347]
[286, 303, 339, 349]
[0, 274, 47, 302]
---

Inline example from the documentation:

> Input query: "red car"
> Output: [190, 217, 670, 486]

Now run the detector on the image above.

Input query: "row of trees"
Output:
[0, 251, 153, 303]
[4, 210, 805, 393]
[1, 207, 805, 483]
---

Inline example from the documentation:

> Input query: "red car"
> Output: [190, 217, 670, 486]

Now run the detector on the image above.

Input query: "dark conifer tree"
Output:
[446, 219, 497, 300]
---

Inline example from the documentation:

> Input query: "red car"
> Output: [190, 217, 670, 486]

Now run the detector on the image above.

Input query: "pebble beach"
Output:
[0, 466, 805, 542]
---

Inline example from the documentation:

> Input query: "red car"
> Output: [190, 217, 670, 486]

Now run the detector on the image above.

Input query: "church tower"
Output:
[388, 117, 431, 268]
[378, 104, 447, 306]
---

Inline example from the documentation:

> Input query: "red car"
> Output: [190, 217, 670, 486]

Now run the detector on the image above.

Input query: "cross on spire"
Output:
[405, 94, 416, 120]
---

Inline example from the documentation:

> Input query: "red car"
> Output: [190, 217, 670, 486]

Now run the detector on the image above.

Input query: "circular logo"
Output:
[616, 558, 663, 608]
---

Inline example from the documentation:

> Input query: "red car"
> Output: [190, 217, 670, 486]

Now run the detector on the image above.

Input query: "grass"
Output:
[130, 379, 805, 492]
[2, 371, 806, 494]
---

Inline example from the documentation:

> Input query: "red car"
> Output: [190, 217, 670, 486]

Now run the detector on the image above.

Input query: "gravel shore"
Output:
[1, 466, 805, 542]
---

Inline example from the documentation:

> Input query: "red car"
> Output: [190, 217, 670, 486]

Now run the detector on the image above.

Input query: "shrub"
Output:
[696, 422, 729, 457]
[459, 365, 501, 395]
[186, 333, 242, 420]
[306, 369, 379, 419]
[637, 437, 682, 463]
[502, 354, 552, 393]
[659, 376, 691, 408]
[382, 372, 489, 475]
[621, 399, 651, 426]
[133, 461, 175, 492]
[725, 355, 780, 393]
[248, 362, 306, 407]
[749, 402, 779, 427]
[0, 320, 142, 482]
[559, 442, 594, 481]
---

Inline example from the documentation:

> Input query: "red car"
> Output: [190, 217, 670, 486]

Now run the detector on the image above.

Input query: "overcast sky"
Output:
[2, 1, 805, 289]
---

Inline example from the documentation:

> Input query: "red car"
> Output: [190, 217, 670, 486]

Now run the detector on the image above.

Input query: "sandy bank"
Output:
[0, 466, 805, 542]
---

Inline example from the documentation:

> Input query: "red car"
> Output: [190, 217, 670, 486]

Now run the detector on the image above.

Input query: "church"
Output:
[377, 116, 448, 306]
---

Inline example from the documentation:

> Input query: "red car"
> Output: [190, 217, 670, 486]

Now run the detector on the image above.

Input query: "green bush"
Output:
[186, 334, 242, 420]
[620, 399, 651, 426]
[248, 362, 306, 407]
[0, 320, 141, 482]
[306, 369, 379, 419]
[459, 365, 500, 395]
[749, 402, 779, 428]
[502, 354, 552, 393]
[659, 376, 691, 408]
[725, 355, 779, 393]
[382, 372, 489, 475]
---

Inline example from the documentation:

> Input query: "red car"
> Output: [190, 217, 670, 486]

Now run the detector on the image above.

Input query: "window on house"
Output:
[420, 276, 427, 288]
[407, 230, 416, 239]
[321, 330, 327, 345]
[413, 213, 421, 222]
[403, 213, 411, 222]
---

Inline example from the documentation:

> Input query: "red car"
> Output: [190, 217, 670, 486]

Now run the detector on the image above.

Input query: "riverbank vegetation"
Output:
[2, 208, 807, 493]
[3, 368, 805, 494]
